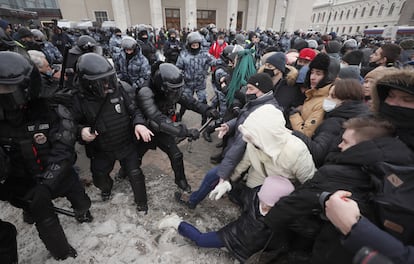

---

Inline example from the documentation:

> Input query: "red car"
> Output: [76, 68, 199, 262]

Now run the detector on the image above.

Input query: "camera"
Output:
[353, 247, 394, 264]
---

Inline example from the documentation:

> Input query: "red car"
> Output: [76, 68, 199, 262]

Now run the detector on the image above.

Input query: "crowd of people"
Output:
[1, 18, 414, 263]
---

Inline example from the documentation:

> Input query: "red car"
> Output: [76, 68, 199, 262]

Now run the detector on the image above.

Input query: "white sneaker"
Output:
[158, 214, 182, 230]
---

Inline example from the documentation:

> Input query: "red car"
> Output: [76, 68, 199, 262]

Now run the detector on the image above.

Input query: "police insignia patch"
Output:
[115, 104, 121, 113]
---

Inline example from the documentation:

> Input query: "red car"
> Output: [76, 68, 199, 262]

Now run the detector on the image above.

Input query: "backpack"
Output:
[364, 162, 414, 244]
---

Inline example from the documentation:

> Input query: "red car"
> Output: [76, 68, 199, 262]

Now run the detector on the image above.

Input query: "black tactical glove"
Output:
[186, 128, 200, 141]
[205, 108, 220, 119]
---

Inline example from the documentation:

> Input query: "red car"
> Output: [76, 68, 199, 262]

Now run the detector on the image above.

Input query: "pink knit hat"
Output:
[258, 176, 295, 207]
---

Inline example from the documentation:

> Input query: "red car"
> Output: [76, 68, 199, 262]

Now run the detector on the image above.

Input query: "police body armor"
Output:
[83, 87, 132, 153]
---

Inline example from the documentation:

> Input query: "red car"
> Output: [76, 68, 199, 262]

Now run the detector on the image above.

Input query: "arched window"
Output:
[340, 10, 344, 19]
[369, 6, 375, 16]
[354, 8, 358, 18]
[378, 5, 384, 16]
[349, 26, 353, 33]
[346, 9, 350, 19]
[336, 26, 339, 32]
[328, 12, 332, 22]
[322, 12, 326, 22]
[334, 11, 338, 20]
[342, 27, 346, 33]
[361, 7, 366, 17]
[388, 3, 395, 15]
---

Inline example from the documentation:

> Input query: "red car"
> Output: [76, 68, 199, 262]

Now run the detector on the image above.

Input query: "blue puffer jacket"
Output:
[115, 49, 151, 89]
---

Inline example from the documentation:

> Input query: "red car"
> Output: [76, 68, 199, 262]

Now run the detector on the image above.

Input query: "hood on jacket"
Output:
[238, 104, 290, 161]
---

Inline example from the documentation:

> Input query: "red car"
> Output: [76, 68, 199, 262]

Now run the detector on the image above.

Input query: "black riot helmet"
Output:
[76, 35, 97, 52]
[76, 53, 117, 98]
[0, 51, 33, 110]
[152, 63, 184, 103]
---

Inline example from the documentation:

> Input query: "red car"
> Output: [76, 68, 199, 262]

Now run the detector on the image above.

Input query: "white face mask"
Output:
[322, 98, 337, 112]
[218, 39, 224, 45]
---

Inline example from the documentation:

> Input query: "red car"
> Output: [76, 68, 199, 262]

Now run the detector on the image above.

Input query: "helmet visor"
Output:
[0, 86, 27, 110]
[82, 74, 117, 98]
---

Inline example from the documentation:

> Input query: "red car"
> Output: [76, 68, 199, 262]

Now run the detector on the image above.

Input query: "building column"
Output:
[111, 0, 131, 31]
[149, 0, 164, 29]
[245, 0, 258, 31]
[256, 0, 269, 31]
[227, 0, 238, 31]
[185, 0, 197, 30]
[272, 0, 286, 32]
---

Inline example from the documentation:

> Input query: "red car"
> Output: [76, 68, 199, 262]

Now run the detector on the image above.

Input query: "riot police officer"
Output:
[114, 37, 151, 90]
[0, 51, 92, 260]
[163, 28, 182, 64]
[71, 53, 153, 213]
[136, 62, 219, 193]
[136, 24, 157, 65]
[64, 35, 99, 89]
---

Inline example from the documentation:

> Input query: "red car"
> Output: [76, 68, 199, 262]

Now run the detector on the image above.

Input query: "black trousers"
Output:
[0, 220, 17, 264]
[135, 132, 186, 184]
[90, 145, 147, 205]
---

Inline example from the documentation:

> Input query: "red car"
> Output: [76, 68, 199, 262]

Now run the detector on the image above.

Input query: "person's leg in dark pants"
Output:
[90, 152, 115, 201]
[157, 133, 191, 192]
[178, 221, 224, 248]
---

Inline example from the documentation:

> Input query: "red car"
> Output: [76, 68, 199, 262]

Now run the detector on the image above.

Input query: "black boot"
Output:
[75, 210, 93, 223]
[170, 152, 191, 192]
[128, 168, 148, 212]
[35, 216, 77, 260]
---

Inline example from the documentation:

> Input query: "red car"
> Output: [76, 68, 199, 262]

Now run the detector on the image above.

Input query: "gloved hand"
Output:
[186, 128, 200, 141]
[209, 180, 232, 200]
[205, 108, 220, 119]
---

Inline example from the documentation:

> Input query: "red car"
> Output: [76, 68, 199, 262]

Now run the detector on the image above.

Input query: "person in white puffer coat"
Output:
[230, 104, 316, 188]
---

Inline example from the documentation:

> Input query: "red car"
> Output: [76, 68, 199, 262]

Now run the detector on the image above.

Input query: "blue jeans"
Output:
[178, 221, 224, 248]
[188, 166, 220, 207]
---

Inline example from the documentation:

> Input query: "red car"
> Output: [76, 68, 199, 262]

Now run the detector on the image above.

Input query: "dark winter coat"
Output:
[273, 78, 304, 114]
[217, 93, 281, 180]
[264, 137, 414, 264]
[163, 39, 182, 64]
[343, 217, 414, 264]
[293, 100, 370, 167]
[218, 188, 273, 262]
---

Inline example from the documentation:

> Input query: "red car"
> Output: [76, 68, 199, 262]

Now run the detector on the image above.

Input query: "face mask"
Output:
[45, 70, 54, 78]
[170, 37, 176, 41]
[245, 93, 257, 101]
[218, 39, 224, 45]
[322, 98, 337, 112]
[263, 68, 275, 78]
